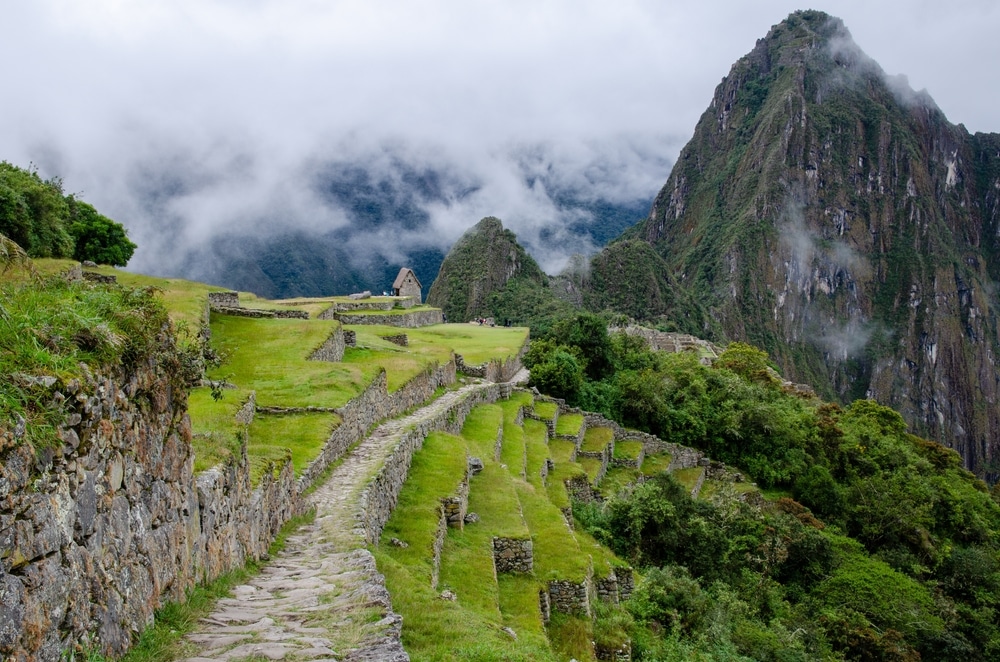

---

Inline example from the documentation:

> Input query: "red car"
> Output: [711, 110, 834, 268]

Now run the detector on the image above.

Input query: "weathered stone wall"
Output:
[344, 330, 357, 347]
[211, 307, 309, 320]
[566, 474, 596, 503]
[595, 640, 632, 662]
[0, 359, 302, 660]
[431, 505, 448, 590]
[492, 537, 533, 574]
[319, 300, 395, 317]
[332, 310, 444, 328]
[308, 326, 347, 362]
[381, 334, 409, 347]
[356, 380, 498, 546]
[548, 579, 590, 616]
[235, 391, 256, 427]
[455, 339, 529, 383]
[208, 291, 240, 309]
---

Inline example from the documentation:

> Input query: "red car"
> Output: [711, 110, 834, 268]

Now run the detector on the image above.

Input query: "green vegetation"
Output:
[0, 271, 175, 448]
[554, 412, 583, 436]
[532, 401, 558, 420]
[581, 427, 613, 454]
[613, 440, 642, 461]
[0, 162, 135, 265]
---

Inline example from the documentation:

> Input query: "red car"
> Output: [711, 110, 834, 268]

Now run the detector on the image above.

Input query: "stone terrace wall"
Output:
[548, 579, 590, 617]
[295, 358, 458, 493]
[493, 537, 534, 574]
[0, 348, 294, 659]
[308, 326, 347, 362]
[334, 309, 444, 328]
[357, 382, 501, 546]
[318, 300, 395, 317]
[208, 291, 240, 309]
[455, 339, 529, 383]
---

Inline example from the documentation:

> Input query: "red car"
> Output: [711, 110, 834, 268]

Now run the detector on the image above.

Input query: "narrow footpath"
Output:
[179, 380, 494, 662]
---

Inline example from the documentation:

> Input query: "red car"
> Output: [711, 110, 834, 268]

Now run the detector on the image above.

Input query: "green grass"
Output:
[599, 467, 640, 499]
[546, 460, 586, 511]
[207, 313, 374, 409]
[523, 419, 550, 489]
[438, 509, 503, 621]
[461, 404, 504, 459]
[86, 263, 225, 330]
[247, 412, 338, 481]
[548, 439, 577, 465]
[380, 431, 470, 584]
[515, 481, 589, 582]
[672, 466, 705, 493]
[554, 413, 583, 437]
[497, 575, 555, 658]
[612, 440, 643, 461]
[641, 452, 672, 476]
[580, 427, 613, 454]
[469, 463, 529, 539]
[579, 457, 604, 485]
[406, 324, 528, 365]
[532, 401, 558, 420]
[500, 407, 526, 477]
[547, 613, 596, 662]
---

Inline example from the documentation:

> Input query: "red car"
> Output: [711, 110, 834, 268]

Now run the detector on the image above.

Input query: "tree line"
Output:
[0, 161, 136, 266]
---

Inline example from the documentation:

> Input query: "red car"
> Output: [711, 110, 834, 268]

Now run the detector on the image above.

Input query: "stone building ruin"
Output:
[392, 267, 422, 304]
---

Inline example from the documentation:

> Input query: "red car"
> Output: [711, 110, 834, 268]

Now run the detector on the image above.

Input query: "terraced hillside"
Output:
[376, 393, 754, 661]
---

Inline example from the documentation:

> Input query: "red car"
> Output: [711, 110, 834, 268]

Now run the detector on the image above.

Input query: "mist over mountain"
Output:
[601, 10, 1000, 476]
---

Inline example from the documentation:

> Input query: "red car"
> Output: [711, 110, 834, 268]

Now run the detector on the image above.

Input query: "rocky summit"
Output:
[606, 10, 1000, 476]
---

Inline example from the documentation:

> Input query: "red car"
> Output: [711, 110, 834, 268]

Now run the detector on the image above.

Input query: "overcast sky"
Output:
[1, 0, 998, 276]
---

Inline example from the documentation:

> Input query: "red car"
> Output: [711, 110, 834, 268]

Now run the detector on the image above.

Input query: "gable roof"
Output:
[393, 267, 421, 289]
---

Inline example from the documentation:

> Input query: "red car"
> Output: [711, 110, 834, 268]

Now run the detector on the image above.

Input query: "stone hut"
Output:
[392, 267, 422, 304]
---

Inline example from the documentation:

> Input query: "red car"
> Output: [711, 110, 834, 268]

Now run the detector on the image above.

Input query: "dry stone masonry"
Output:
[492, 537, 534, 574]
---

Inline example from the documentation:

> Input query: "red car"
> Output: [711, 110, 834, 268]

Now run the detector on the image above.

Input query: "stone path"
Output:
[178, 382, 492, 662]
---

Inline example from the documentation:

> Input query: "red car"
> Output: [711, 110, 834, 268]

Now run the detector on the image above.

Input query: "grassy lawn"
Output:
[438, 514, 503, 622]
[532, 401, 558, 420]
[612, 440, 643, 461]
[515, 481, 589, 583]
[187, 387, 245, 473]
[523, 419, 550, 490]
[247, 412, 339, 481]
[548, 439, 577, 465]
[580, 427, 613, 454]
[546, 461, 585, 511]
[497, 575, 554, 658]
[554, 413, 583, 437]
[408, 324, 528, 365]
[500, 407, 526, 477]
[641, 452, 672, 476]
[548, 613, 595, 662]
[206, 313, 374, 408]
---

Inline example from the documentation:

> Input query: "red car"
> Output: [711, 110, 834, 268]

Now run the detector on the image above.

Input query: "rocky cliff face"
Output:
[616, 10, 1000, 475]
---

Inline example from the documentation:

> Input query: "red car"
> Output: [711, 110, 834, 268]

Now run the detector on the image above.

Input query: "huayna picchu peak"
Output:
[604, 10, 1000, 477]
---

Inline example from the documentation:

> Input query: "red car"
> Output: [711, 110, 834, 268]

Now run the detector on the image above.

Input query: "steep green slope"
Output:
[609, 10, 1000, 475]
[427, 216, 572, 328]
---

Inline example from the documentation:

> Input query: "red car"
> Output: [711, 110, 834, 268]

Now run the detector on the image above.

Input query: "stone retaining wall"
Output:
[492, 537, 533, 574]
[356, 381, 500, 546]
[344, 329, 357, 346]
[308, 326, 347, 362]
[208, 291, 240, 309]
[548, 579, 590, 616]
[333, 310, 444, 328]
[0, 341, 300, 659]
[431, 506, 448, 590]
[235, 391, 256, 427]
[455, 339, 529, 383]
[211, 306, 309, 320]
[595, 640, 632, 661]
[381, 334, 409, 347]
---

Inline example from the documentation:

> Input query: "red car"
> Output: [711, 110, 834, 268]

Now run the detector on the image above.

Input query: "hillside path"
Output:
[178, 381, 493, 662]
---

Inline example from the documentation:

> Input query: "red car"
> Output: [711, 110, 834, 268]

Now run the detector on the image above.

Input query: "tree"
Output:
[67, 198, 136, 266]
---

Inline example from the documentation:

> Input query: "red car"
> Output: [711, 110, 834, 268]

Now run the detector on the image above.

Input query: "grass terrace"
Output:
[515, 481, 589, 582]
[554, 413, 584, 437]
[532, 401, 558, 421]
[497, 575, 552, 655]
[523, 419, 550, 489]
[247, 412, 339, 482]
[580, 427, 614, 454]
[380, 431, 469, 584]
[460, 404, 504, 459]
[408, 323, 528, 365]
[599, 467, 640, 499]
[673, 466, 705, 494]
[641, 453, 672, 476]
[579, 457, 604, 484]
[612, 440, 643, 462]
